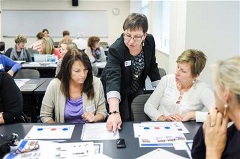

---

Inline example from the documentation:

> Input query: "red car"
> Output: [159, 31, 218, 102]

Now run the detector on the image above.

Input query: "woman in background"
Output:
[191, 56, 240, 159]
[144, 49, 214, 122]
[40, 49, 107, 123]
[85, 36, 106, 63]
[58, 30, 72, 48]
[39, 37, 61, 59]
[55, 42, 77, 75]
[29, 32, 44, 52]
[5, 35, 32, 62]
[42, 28, 54, 44]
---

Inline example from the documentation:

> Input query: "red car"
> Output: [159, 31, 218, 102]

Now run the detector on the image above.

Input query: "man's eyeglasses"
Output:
[123, 33, 144, 42]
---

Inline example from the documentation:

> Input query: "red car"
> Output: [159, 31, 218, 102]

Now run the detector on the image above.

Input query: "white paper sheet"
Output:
[4, 140, 96, 159]
[136, 148, 188, 159]
[14, 79, 30, 88]
[55, 142, 95, 158]
[139, 132, 186, 147]
[24, 125, 75, 139]
[4, 140, 56, 159]
[81, 123, 119, 140]
[133, 122, 189, 138]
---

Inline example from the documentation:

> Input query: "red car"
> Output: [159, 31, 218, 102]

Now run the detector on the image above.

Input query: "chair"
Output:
[144, 68, 166, 94]
[159, 67, 166, 78]
[0, 42, 5, 52]
[131, 94, 151, 122]
[99, 41, 109, 49]
[19, 112, 29, 123]
[53, 42, 59, 48]
[14, 69, 40, 79]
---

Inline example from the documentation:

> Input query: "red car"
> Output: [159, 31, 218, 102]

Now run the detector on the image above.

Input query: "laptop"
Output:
[34, 54, 47, 62]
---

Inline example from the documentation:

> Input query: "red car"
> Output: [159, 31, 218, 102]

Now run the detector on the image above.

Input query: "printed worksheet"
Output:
[136, 148, 188, 159]
[139, 132, 186, 147]
[24, 125, 75, 139]
[133, 122, 189, 138]
[81, 123, 119, 140]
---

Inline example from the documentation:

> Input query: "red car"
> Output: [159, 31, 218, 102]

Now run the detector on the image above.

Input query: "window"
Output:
[140, 1, 170, 54]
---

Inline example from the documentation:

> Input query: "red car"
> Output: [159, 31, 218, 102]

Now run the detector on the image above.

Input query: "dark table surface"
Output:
[0, 121, 202, 159]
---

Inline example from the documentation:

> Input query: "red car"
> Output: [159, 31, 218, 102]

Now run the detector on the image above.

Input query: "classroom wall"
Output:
[168, 1, 239, 89]
[185, 1, 239, 88]
[0, 0, 130, 50]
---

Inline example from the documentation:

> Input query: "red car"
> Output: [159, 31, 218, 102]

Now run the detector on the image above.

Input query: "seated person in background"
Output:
[39, 37, 61, 60]
[0, 53, 21, 76]
[0, 72, 23, 124]
[55, 42, 77, 75]
[40, 48, 107, 123]
[29, 32, 44, 52]
[57, 30, 72, 48]
[5, 35, 32, 62]
[144, 49, 214, 122]
[72, 35, 87, 51]
[85, 36, 106, 63]
[191, 56, 240, 159]
[42, 28, 54, 44]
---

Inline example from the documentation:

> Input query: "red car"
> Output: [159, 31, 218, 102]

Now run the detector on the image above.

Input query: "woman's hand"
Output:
[82, 112, 95, 123]
[181, 111, 195, 121]
[165, 114, 183, 121]
[203, 108, 228, 159]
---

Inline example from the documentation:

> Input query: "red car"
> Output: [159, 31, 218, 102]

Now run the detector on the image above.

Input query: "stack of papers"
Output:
[4, 140, 96, 159]
[133, 122, 189, 147]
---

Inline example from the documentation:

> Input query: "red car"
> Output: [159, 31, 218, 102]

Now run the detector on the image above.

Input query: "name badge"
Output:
[124, 60, 131, 67]
[0, 64, 3, 70]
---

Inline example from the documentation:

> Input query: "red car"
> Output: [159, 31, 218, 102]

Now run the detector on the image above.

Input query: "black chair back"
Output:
[131, 94, 151, 122]
[0, 42, 5, 52]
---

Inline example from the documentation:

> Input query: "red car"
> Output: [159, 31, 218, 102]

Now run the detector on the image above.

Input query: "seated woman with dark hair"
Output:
[0, 72, 23, 124]
[40, 48, 107, 123]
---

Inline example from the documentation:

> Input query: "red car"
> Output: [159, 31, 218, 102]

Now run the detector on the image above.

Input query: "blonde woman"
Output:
[39, 37, 61, 59]
[55, 42, 77, 75]
[191, 56, 240, 159]
[144, 49, 214, 122]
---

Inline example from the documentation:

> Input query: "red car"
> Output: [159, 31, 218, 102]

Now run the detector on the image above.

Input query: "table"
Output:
[15, 78, 52, 122]
[0, 121, 202, 158]
[21, 62, 56, 78]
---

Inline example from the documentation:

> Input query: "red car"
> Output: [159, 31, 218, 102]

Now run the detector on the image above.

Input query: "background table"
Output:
[22, 62, 56, 78]
[16, 78, 52, 122]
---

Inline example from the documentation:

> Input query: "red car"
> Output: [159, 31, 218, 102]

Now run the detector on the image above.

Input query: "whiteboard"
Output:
[2, 10, 108, 37]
